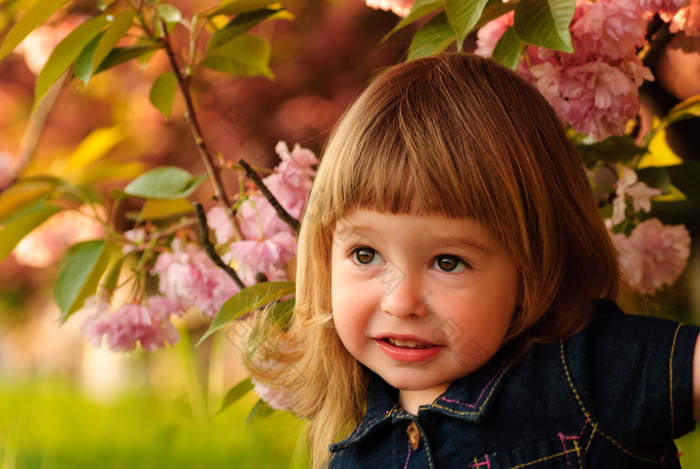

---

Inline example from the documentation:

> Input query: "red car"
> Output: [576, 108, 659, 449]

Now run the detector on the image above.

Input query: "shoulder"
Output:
[560, 299, 700, 441]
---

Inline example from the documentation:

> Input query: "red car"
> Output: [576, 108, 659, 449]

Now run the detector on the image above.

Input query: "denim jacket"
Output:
[329, 300, 700, 468]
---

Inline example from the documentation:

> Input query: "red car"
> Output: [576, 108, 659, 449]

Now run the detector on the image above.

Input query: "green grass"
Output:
[1, 378, 699, 468]
[0, 378, 304, 469]
[678, 430, 700, 468]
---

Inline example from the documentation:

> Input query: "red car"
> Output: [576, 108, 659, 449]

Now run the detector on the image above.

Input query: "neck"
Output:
[398, 383, 450, 415]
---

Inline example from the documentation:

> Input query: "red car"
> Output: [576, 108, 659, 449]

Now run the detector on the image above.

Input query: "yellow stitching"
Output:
[584, 426, 595, 454]
[669, 324, 682, 437]
[559, 342, 661, 464]
[559, 342, 589, 415]
[430, 364, 514, 417]
[573, 439, 584, 469]
[507, 449, 573, 469]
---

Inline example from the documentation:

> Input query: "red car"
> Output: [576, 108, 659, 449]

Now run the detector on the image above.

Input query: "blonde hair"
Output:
[243, 53, 621, 468]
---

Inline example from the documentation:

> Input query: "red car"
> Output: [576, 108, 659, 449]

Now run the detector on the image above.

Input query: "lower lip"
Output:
[375, 339, 443, 362]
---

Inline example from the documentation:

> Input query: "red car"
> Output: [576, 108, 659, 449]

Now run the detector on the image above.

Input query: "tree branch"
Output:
[159, 18, 243, 242]
[194, 202, 246, 290]
[238, 159, 299, 233]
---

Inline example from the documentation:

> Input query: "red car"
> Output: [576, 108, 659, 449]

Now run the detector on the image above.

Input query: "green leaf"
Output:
[513, 0, 575, 52]
[74, 31, 105, 85]
[0, 204, 61, 263]
[93, 11, 135, 72]
[472, 1, 516, 31]
[636, 167, 670, 193]
[210, 0, 281, 16]
[644, 95, 700, 147]
[445, 0, 488, 51]
[149, 71, 177, 117]
[383, 0, 445, 41]
[214, 378, 254, 416]
[0, 0, 70, 61]
[94, 43, 162, 74]
[102, 256, 125, 294]
[0, 176, 65, 222]
[157, 4, 183, 24]
[268, 298, 295, 328]
[576, 135, 643, 167]
[203, 34, 273, 79]
[664, 162, 700, 202]
[35, 15, 109, 105]
[124, 166, 206, 200]
[491, 26, 521, 69]
[246, 399, 276, 425]
[206, 8, 282, 51]
[199, 281, 296, 344]
[136, 198, 194, 220]
[408, 12, 456, 60]
[55, 240, 113, 322]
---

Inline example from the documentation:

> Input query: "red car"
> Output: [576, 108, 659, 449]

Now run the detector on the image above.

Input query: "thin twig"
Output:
[194, 202, 246, 289]
[238, 159, 299, 233]
[159, 18, 243, 242]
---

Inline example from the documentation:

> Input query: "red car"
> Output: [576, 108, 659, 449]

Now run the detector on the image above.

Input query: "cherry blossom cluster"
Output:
[476, 0, 653, 141]
[79, 142, 317, 352]
[606, 165, 691, 294]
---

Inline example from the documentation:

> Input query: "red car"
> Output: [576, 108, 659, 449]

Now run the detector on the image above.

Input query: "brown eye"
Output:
[353, 248, 379, 265]
[434, 255, 466, 273]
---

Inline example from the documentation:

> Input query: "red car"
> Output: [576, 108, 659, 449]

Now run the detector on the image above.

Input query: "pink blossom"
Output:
[122, 228, 147, 254]
[571, 0, 648, 61]
[252, 377, 293, 411]
[558, 60, 648, 141]
[264, 142, 318, 220]
[475, 12, 514, 57]
[475, 0, 653, 141]
[638, 0, 689, 21]
[207, 206, 235, 244]
[236, 194, 292, 240]
[152, 239, 240, 317]
[670, 0, 700, 37]
[612, 219, 691, 294]
[365, 0, 413, 17]
[80, 296, 180, 352]
[611, 166, 663, 225]
[228, 231, 297, 278]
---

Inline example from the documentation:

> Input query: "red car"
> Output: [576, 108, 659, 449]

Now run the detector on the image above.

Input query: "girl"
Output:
[244, 53, 700, 468]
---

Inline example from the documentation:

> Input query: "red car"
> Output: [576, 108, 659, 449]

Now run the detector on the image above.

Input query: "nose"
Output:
[379, 269, 429, 318]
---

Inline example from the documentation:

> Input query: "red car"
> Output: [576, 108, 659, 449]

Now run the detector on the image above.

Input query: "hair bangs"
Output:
[313, 75, 500, 230]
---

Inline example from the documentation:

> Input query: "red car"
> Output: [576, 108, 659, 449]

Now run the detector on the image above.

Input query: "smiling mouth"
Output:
[383, 337, 434, 349]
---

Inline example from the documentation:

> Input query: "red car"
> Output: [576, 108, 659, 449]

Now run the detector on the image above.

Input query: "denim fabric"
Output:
[328, 300, 700, 468]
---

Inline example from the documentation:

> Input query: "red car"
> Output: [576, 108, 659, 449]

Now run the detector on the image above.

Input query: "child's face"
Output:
[331, 210, 520, 410]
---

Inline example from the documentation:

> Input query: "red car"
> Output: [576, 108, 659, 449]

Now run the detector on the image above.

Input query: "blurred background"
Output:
[1, 0, 700, 467]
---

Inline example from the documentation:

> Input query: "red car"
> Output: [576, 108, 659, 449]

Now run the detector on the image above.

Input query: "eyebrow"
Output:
[333, 222, 378, 242]
[334, 222, 493, 254]
[422, 235, 493, 254]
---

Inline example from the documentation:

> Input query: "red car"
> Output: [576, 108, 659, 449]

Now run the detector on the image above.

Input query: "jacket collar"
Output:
[329, 357, 514, 452]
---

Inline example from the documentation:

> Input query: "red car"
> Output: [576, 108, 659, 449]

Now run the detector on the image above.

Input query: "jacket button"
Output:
[406, 421, 422, 451]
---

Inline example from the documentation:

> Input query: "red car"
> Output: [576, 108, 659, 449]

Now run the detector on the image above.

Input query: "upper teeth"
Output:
[388, 338, 431, 349]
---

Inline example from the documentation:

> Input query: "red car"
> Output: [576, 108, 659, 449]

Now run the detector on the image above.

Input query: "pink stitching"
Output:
[439, 369, 502, 408]
[403, 439, 412, 469]
[467, 454, 491, 468]
[558, 432, 573, 468]
[557, 419, 588, 468]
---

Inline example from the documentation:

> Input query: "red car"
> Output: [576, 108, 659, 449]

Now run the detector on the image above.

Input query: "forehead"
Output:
[332, 210, 500, 252]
